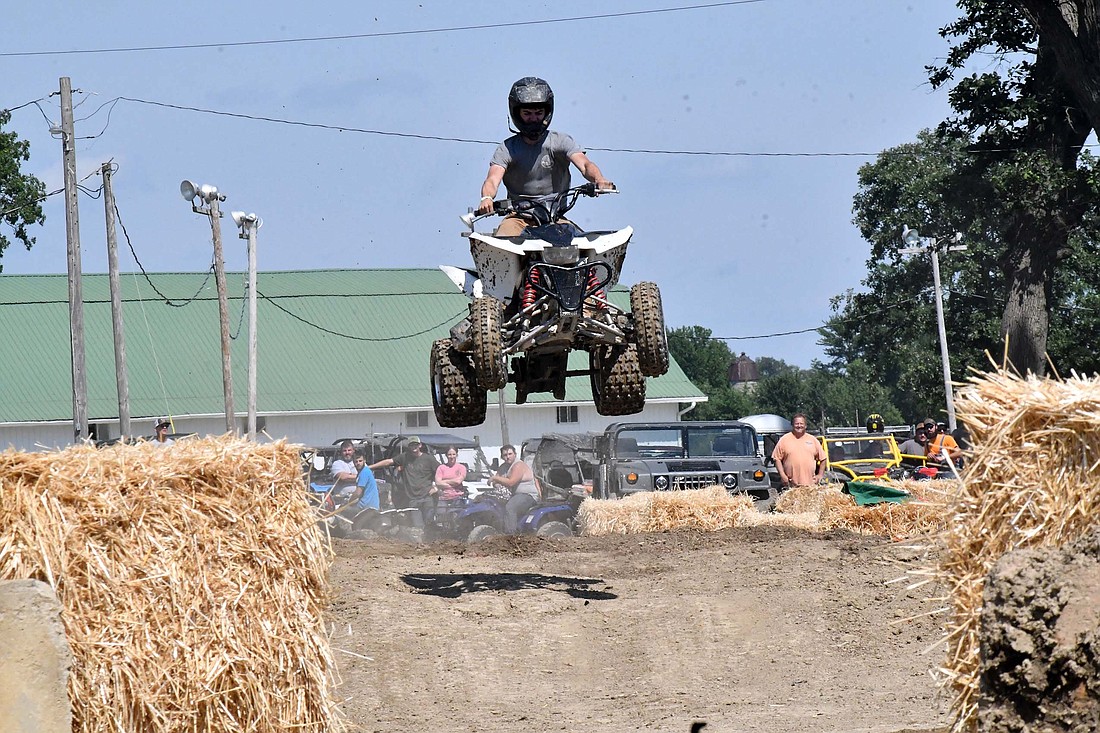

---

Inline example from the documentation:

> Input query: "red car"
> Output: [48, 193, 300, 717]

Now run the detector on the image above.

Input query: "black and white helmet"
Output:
[508, 77, 554, 137]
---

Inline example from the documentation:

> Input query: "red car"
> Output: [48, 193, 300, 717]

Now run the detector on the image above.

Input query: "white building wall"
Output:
[1, 400, 689, 454]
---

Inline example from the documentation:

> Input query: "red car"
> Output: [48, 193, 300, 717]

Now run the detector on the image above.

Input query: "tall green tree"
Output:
[827, 1, 1100, 403]
[0, 109, 46, 271]
[824, 131, 1002, 420]
[929, 1, 1094, 375]
[666, 326, 756, 420]
[1014, 1, 1100, 136]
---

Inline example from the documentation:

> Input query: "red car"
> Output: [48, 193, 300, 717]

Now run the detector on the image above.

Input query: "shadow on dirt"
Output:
[401, 572, 618, 601]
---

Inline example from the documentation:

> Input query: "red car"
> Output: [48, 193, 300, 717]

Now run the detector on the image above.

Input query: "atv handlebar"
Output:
[465, 183, 619, 228]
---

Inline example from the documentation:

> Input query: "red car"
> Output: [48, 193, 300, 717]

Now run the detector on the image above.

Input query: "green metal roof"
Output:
[0, 269, 705, 423]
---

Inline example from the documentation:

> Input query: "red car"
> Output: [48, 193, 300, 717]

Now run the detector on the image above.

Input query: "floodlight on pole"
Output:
[181, 178, 235, 433]
[899, 225, 967, 431]
[232, 211, 262, 440]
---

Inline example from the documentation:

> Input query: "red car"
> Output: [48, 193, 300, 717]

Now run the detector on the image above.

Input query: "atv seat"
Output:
[547, 463, 575, 490]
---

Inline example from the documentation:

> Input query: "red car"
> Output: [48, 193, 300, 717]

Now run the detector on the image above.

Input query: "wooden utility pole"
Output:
[60, 77, 88, 443]
[497, 389, 510, 446]
[244, 219, 258, 440]
[208, 197, 236, 433]
[102, 162, 131, 440]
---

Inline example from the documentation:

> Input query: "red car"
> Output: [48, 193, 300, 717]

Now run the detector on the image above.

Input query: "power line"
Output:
[0, 2, 765, 58]
[114, 96, 1100, 159]
[1, 95, 54, 113]
[119, 94, 873, 154]
[117, 97, 496, 145]
[0, 286, 468, 342]
[0, 187, 64, 219]
[114, 194, 216, 308]
[707, 294, 923, 341]
[257, 290, 466, 342]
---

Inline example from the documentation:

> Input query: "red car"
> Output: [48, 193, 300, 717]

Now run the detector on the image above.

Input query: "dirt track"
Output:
[325, 527, 950, 733]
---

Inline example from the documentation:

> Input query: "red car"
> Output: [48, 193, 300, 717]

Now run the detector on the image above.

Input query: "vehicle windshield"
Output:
[824, 437, 895, 463]
[616, 425, 757, 459]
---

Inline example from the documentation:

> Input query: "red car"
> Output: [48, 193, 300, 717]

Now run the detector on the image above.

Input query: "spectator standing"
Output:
[490, 444, 539, 533]
[151, 417, 174, 446]
[434, 445, 468, 501]
[771, 413, 825, 488]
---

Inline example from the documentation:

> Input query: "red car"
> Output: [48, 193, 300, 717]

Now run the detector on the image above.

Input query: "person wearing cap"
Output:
[923, 418, 962, 465]
[370, 436, 439, 521]
[898, 427, 929, 464]
[152, 418, 174, 446]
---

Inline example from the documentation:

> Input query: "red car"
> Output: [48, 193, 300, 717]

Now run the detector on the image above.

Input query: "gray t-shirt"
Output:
[898, 439, 925, 457]
[491, 130, 582, 197]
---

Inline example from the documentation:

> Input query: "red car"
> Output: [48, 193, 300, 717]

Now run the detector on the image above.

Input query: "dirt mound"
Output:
[979, 528, 1100, 731]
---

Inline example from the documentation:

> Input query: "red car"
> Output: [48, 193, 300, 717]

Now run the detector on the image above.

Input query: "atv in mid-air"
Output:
[432, 183, 669, 428]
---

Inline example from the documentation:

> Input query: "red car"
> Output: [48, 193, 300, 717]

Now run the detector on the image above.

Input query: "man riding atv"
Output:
[476, 76, 615, 230]
[431, 77, 669, 427]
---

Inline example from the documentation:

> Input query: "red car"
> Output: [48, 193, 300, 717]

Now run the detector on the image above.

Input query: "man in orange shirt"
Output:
[771, 413, 826, 488]
[923, 418, 962, 466]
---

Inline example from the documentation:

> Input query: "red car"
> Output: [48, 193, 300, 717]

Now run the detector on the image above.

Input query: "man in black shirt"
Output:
[370, 436, 440, 523]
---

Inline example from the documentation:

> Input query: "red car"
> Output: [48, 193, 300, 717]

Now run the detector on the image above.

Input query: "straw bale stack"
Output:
[580, 480, 957, 538]
[935, 369, 1100, 732]
[578, 486, 755, 535]
[0, 436, 342, 733]
[820, 480, 954, 540]
[773, 480, 955, 540]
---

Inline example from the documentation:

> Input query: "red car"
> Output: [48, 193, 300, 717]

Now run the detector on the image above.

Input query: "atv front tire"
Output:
[535, 521, 572, 539]
[630, 281, 670, 377]
[470, 296, 507, 390]
[467, 524, 501, 543]
[430, 338, 487, 428]
[590, 343, 646, 416]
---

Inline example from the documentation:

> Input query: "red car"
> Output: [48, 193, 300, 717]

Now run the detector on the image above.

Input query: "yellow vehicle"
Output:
[819, 433, 905, 482]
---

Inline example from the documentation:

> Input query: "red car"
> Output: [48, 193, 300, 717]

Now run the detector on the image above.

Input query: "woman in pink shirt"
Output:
[434, 446, 468, 500]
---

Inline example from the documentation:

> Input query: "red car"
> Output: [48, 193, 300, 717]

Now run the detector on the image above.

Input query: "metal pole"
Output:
[930, 244, 957, 431]
[497, 389, 509, 446]
[102, 163, 131, 440]
[59, 77, 88, 442]
[208, 198, 236, 433]
[246, 222, 258, 440]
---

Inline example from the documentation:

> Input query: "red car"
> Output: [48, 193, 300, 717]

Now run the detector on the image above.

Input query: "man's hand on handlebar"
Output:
[476, 196, 495, 216]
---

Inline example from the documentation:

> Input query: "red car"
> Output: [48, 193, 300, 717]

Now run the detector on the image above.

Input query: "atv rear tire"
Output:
[535, 521, 572, 539]
[470, 296, 507, 390]
[630, 281, 669, 377]
[590, 343, 646, 416]
[430, 338, 487, 428]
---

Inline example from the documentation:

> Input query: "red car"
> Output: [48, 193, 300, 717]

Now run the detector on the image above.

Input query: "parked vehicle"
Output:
[595, 421, 780, 511]
[819, 433, 904, 483]
[516, 432, 601, 537]
[432, 183, 670, 427]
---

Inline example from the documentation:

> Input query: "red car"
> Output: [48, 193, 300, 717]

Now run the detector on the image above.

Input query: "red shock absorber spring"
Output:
[523, 267, 541, 309]
[587, 267, 605, 304]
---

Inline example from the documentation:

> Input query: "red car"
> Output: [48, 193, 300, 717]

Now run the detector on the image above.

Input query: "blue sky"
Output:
[2, 1, 965, 367]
